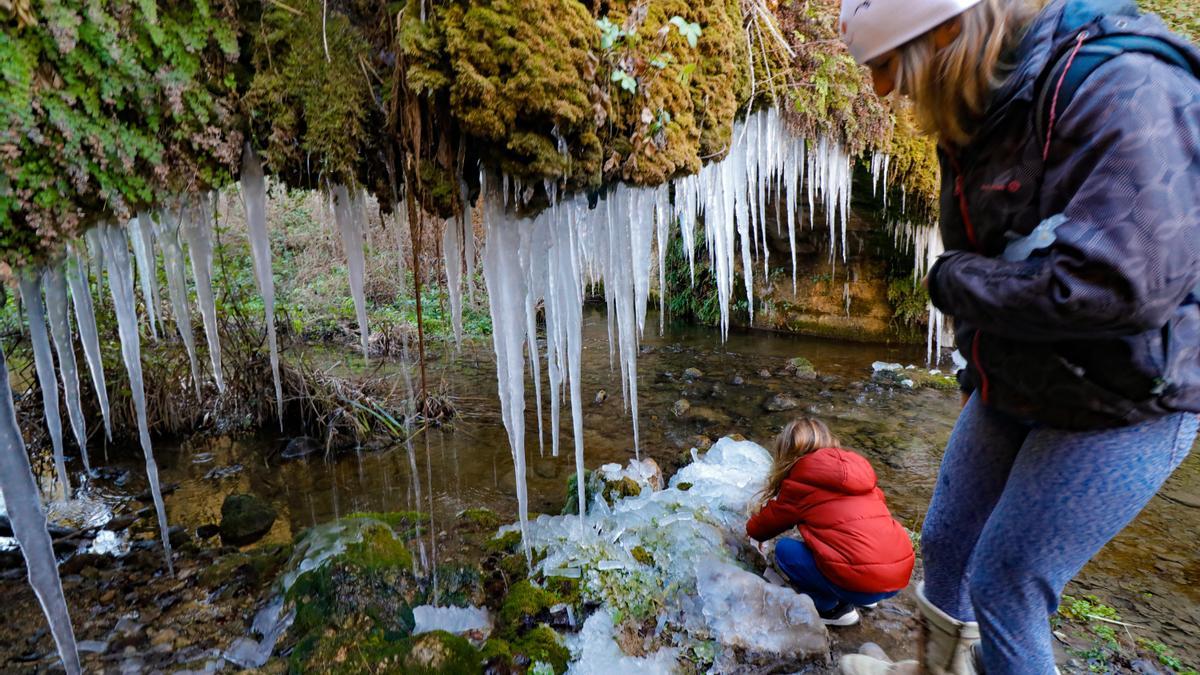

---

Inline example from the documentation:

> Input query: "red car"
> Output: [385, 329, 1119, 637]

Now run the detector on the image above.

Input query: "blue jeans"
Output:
[774, 537, 899, 612]
[922, 394, 1197, 675]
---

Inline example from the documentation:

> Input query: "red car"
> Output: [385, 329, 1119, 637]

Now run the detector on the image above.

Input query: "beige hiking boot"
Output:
[839, 582, 980, 675]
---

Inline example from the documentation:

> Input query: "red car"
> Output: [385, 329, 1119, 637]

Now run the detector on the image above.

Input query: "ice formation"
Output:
[0, 349, 81, 674]
[66, 247, 112, 440]
[442, 216, 465, 349]
[513, 437, 826, 670]
[332, 185, 371, 360]
[18, 272, 70, 496]
[566, 609, 678, 675]
[892, 221, 953, 364]
[239, 146, 283, 423]
[411, 605, 491, 637]
[42, 265, 89, 473]
[153, 208, 205, 395]
[479, 110, 859, 526]
[181, 197, 225, 392]
[99, 223, 174, 573]
[128, 214, 161, 339]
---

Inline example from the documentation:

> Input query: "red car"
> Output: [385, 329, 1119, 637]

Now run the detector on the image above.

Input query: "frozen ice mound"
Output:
[412, 605, 492, 639]
[521, 436, 828, 671]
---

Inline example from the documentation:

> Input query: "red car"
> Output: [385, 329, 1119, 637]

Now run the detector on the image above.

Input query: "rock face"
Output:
[672, 399, 691, 417]
[219, 494, 277, 546]
[763, 393, 801, 412]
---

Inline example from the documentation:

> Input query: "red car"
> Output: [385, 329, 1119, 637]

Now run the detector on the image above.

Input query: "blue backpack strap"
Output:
[1036, 33, 1195, 148]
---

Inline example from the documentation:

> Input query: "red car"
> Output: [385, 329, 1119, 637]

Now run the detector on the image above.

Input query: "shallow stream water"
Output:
[7, 309, 1200, 668]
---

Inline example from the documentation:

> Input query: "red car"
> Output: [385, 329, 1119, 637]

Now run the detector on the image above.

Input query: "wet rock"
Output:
[785, 357, 817, 380]
[671, 399, 691, 417]
[688, 435, 714, 451]
[103, 514, 137, 533]
[683, 367, 704, 380]
[281, 436, 322, 460]
[135, 482, 179, 503]
[203, 464, 244, 480]
[730, 375, 745, 386]
[593, 389, 608, 404]
[758, 369, 772, 378]
[763, 393, 801, 412]
[219, 494, 277, 546]
[195, 524, 220, 540]
[167, 525, 190, 548]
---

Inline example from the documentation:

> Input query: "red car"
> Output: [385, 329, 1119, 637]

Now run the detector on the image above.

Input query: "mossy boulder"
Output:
[785, 357, 817, 379]
[198, 543, 292, 591]
[497, 580, 558, 639]
[403, 630, 481, 674]
[219, 494, 278, 546]
[457, 507, 501, 531]
[512, 625, 570, 674]
[561, 469, 603, 516]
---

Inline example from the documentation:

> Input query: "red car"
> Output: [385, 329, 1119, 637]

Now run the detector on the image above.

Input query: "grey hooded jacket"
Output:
[927, 0, 1200, 429]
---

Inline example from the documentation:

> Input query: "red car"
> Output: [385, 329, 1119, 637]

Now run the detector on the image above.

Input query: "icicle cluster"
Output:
[891, 220, 954, 364]
[331, 185, 371, 360]
[479, 109, 860, 546]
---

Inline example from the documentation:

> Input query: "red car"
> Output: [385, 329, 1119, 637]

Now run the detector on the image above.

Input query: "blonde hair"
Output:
[754, 418, 840, 512]
[894, 0, 1045, 147]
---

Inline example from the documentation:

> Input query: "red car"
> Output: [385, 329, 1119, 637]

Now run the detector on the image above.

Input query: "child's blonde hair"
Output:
[755, 418, 840, 512]
[894, 0, 1044, 146]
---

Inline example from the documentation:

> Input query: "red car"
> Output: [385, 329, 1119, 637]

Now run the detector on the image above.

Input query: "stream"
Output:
[3, 309, 1199, 669]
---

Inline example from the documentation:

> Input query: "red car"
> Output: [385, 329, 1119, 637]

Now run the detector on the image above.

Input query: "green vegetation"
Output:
[1055, 594, 1198, 674]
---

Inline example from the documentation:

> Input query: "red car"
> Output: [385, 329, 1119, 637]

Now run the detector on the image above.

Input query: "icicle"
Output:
[128, 214, 160, 339]
[239, 145, 283, 425]
[520, 228, 545, 456]
[0, 348, 81, 675]
[332, 184, 370, 360]
[655, 187, 670, 334]
[84, 228, 106, 304]
[99, 224, 174, 574]
[66, 246, 112, 443]
[442, 217, 465, 349]
[481, 201, 531, 559]
[463, 200, 477, 306]
[180, 201, 225, 392]
[18, 273, 70, 497]
[42, 264, 89, 474]
[153, 208, 204, 397]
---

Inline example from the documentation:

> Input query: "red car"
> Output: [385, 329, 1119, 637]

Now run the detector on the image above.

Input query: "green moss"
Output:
[498, 580, 558, 639]
[630, 545, 655, 567]
[457, 507, 501, 531]
[346, 511, 427, 538]
[603, 476, 643, 503]
[244, 0, 378, 186]
[487, 529, 523, 555]
[402, 630, 481, 674]
[543, 576, 582, 607]
[341, 525, 415, 572]
[561, 469, 601, 515]
[676, 481, 693, 491]
[198, 543, 292, 589]
[499, 552, 530, 579]
[512, 625, 570, 674]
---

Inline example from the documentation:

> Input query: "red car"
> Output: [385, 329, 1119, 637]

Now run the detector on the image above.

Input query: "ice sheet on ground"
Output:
[411, 605, 491, 637]
[565, 609, 678, 675]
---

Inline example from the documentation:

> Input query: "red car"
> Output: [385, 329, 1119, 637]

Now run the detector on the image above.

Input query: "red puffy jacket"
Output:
[746, 447, 914, 593]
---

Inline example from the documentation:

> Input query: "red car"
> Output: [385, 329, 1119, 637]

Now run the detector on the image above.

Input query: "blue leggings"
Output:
[774, 537, 899, 612]
[922, 394, 1197, 674]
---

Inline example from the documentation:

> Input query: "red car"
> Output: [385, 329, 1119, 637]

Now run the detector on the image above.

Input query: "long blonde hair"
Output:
[755, 418, 840, 512]
[895, 0, 1045, 146]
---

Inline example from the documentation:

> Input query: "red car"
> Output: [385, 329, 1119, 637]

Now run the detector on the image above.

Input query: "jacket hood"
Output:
[788, 448, 878, 495]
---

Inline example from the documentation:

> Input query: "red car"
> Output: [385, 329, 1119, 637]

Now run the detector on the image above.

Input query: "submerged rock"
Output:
[683, 367, 704, 380]
[763, 393, 801, 412]
[671, 399, 691, 417]
[219, 494, 277, 546]
[281, 436, 322, 460]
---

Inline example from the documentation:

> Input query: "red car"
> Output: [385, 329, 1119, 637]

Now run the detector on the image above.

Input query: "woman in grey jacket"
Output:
[838, 0, 1200, 673]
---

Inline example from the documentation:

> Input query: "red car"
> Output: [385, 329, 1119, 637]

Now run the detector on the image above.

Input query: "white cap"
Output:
[839, 0, 983, 65]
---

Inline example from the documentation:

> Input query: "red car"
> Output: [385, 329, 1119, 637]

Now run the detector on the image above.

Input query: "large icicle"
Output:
[99, 224, 174, 573]
[239, 147, 283, 425]
[520, 226, 545, 456]
[332, 185, 370, 360]
[0, 348, 81, 675]
[180, 199, 225, 392]
[18, 272, 70, 497]
[66, 246, 111, 440]
[154, 208, 204, 396]
[442, 217, 465, 349]
[128, 214, 161, 339]
[42, 265, 89, 473]
[481, 199, 531, 558]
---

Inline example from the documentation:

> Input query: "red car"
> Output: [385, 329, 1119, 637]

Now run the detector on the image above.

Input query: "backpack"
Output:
[1035, 25, 1198, 156]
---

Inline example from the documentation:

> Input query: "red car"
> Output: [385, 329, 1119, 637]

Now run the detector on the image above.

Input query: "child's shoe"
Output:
[820, 602, 861, 627]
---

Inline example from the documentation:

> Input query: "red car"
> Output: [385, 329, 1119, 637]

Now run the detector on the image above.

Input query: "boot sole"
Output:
[821, 608, 861, 627]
